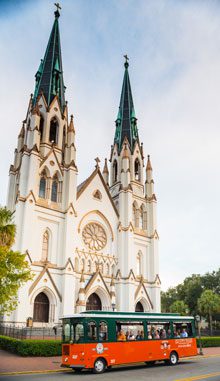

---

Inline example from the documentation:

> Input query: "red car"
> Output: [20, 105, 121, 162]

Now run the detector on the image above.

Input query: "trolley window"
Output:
[87, 321, 97, 341]
[116, 321, 145, 341]
[173, 321, 193, 338]
[99, 321, 108, 341]
[147, 321, 171, 339]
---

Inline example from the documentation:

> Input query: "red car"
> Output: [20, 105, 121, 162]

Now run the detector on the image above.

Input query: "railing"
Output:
[0, 325, 62, 340]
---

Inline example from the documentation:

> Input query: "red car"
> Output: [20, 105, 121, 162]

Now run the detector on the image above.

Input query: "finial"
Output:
[68, 114, 75, 133]
[103, 158, 109, 174]
[124, 54, 129, 69]
[146, 155, 152, 171]
[54, 2, 61, 18]
[95, 157, 100, 169]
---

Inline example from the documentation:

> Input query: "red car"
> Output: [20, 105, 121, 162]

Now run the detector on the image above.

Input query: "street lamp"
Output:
[112, 303, 116, 312]
[195, 315, 203, 355]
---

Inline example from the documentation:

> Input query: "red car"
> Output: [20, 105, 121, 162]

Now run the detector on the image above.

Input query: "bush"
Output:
[198, 336, 220, 347]
[0, 336, 62, 356]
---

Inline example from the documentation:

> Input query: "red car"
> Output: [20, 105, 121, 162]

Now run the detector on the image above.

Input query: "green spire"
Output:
[33, 7, 65, 111]
[114, 57, 139, 151]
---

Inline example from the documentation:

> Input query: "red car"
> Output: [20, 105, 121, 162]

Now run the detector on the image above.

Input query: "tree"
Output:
[161, 287, 179, 313]
[0, 207, 32, 315]
[170, 300, 189, 315]
[198, 290, 220, 336]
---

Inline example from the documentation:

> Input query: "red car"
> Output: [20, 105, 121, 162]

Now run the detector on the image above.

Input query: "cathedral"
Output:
[6, 7, 160, 326]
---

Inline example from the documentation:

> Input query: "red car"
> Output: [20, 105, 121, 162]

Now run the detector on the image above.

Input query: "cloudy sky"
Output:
[1, 0, 220, 290]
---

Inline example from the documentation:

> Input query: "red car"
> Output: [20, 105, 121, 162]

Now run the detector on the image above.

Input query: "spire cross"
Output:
[95, 157, 100, 169]
[54, 2, 61, 11]
[124, 54, 129, 63]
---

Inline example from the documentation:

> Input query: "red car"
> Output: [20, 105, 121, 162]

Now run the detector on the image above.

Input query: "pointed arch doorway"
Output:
[86, 293, 102, 311]
[135, 301, 144, 312]
[33, 292, 49, 322]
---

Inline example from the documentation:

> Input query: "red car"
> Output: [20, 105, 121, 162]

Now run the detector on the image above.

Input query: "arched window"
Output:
[99, 321, 108, 341]
[140, 205, 147, 230]
[86, 293, 102, 311]
[143, 209, 147, 230]
[135, 301, 144, 312]
[51, 175, 58, 202]
[113, 160, 118, 183]
[39, 116, 44, 142]
[49, 118, 59, 144]
[62, 125, 66, 162]
[39, 172, 46, 199]
[134, 158, 141, 181]
[42, 230, 49, 261]
[112, 264, 115, 275]
[33, 292, 49, 322]
[81, 258, 85, 272]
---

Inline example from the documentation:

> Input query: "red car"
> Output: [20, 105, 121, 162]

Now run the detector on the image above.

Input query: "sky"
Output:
[0, 0, 220, 291]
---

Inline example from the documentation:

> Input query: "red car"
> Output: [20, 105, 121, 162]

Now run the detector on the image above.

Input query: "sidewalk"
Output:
[0, 347, 220, 375]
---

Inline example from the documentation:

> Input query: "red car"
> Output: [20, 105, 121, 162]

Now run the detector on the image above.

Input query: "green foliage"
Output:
[198, 290, 220, 335]
[161, 269, 220, 321]
[0, 336, 62, 356]
[0, 207, 16, 248]
[197, 336, 220, 348]
[0, 206, 32, 315]
[170, 300, 189, 315]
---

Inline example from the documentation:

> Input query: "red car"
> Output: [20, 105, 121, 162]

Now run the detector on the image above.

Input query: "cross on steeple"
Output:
[54, 2, 61, 11]
[124, 54, 129, 68]
[54, 2, 61, 18]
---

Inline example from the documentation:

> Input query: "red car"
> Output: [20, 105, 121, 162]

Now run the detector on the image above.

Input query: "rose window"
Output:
[82, 223, 107, 251]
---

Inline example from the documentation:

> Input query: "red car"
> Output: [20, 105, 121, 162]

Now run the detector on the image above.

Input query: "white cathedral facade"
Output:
[6, 8, 160, 326]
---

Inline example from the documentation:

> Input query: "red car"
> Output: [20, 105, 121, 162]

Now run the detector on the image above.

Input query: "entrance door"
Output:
[33, 292, 49, 322]
[86, 293, 102, 310]
[135, 301, 144, 312]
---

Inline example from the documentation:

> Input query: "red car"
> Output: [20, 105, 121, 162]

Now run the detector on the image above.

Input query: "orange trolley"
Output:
[61, 311, 197, 374]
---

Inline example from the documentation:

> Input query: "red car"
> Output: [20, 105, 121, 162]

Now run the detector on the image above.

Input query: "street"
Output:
[0, 356, 220, 381]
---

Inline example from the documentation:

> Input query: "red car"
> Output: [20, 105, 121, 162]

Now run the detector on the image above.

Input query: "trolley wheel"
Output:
[167, 351, 178, 366]
[93, 358, 106, 374]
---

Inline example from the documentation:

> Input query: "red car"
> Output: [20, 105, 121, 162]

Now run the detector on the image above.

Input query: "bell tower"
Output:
[109, 58, 160, 312]
[6, 6, 78, 323]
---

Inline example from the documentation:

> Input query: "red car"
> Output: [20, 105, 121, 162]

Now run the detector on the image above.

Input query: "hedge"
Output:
[197, 336, 220, 348]
[0, 336, 61, 356]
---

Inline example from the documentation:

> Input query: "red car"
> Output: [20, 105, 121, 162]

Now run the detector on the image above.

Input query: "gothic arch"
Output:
[112, 160, 118, 183]
[33, 292, 49, 322]
[134, 158, 141, 181]
[78, 210, 114, 241]
[86, 286, 111, 311]
[31, 287, 57, 323]
[49, 117, 59, 144]
[39, 114, 44, 142]
[135, 300, 144, 312]
[135, 297, 151, 312]
[133, 201, 139, 228]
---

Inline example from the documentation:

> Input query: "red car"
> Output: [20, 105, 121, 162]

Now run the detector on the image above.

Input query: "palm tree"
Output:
[0, 207, 16, 248]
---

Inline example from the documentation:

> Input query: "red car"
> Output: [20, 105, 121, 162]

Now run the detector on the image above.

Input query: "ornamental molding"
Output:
[82, 222, 107, 251]
[75, 248, 117, 265]
[118, 221, 134, 232]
